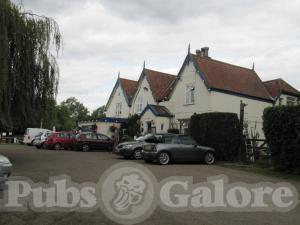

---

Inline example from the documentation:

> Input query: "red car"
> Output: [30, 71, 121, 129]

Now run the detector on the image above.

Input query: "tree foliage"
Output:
[263, 106, 300, 173]
[0, 0, 62, 133]
[91, 105, 106, 120]
[190, 112, 240, 161]
[61, 97, 90, 122]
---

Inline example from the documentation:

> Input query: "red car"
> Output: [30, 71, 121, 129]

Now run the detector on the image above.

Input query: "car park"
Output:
[44, 131, 75, 150]
[114, 133, 175, 160]
[72, 132, 114, 152]
[142, 135, 215, 165]
[0, 154, 12, 184]
[33, 131, 52, 149]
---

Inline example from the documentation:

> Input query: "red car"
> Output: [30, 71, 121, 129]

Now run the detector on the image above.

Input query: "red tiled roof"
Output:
[144, 69, 176, 102]
[119, 78, 138, 103]
[192, 54, 273, 101]
[263, 78, 300, 98]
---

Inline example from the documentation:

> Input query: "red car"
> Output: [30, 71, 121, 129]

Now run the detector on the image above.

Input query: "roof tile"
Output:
[263, 78, 300, 98]
[144, 69, 176, 102]
[192, 54, 273, 101]
[119, 78, 138, 103]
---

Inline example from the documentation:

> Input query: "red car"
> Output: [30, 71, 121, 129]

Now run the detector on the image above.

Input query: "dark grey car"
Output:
[142, 135, 215, 165]
[115, 133, 175, 160]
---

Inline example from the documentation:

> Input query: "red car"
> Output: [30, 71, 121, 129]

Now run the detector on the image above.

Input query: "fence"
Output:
[245, 138, 271, 164]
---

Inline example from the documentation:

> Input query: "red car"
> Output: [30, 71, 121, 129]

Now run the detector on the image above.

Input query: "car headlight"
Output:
[144, 145, 157, 152]
[0, 156, 11, 164]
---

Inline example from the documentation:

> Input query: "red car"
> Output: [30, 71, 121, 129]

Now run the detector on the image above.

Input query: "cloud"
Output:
[17, 0, 300, 111]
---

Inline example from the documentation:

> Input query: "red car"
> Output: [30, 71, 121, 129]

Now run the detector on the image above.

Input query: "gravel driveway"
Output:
[0, 144, 299, 225]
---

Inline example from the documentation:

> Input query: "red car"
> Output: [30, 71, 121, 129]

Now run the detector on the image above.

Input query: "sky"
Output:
[15, 0, 300, 112]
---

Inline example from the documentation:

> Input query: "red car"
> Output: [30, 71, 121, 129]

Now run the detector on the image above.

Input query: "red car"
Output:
[44, 132, 75, 150]
[72, 132, 114, 152]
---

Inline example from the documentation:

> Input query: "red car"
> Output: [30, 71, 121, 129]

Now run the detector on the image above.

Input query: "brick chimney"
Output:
[201, 47, 209, 57]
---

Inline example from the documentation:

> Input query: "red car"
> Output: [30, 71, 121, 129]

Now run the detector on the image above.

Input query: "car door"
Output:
[97, 134, 112, 150]
[179, 136, 201, 161]
[89, 133, 99, 149]
[166, 136, 189, 161]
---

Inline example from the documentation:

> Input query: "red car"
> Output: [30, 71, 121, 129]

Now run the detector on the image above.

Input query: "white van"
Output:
[23, 128, 52, 145]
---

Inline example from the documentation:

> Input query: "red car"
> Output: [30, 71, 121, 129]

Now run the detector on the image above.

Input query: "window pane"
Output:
[179, 136, 196, 145]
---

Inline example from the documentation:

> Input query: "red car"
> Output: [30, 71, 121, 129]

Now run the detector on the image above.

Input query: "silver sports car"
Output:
[0, 154, 12, 183]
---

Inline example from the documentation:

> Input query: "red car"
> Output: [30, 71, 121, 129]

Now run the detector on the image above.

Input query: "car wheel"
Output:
[36, 145, 42, 149]
[82, 144, 90, 152]
[42, 143, 46, 149]
[54, 143, 62, 151]
[204, 152, 215, 165]
[133, 149, 143, 160]
[158, 152, 170, 165]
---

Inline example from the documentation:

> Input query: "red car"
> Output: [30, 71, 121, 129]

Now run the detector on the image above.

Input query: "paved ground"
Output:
[0, 144, 299, 225]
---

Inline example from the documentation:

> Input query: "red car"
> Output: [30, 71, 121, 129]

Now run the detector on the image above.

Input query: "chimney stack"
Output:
[196, 49, 202, 55]
[195, 47, 209, 57]
[201, 47, 209, 57]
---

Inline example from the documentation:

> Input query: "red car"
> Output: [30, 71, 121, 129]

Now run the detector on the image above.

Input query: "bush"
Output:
[263, 105, 300, 173]
[120, 114, 140, 138]
[167, 128, 180, 134]
[190, 112, 240, 161]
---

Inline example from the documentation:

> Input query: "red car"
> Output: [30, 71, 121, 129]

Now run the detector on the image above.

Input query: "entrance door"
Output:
[147, 122, 152, 133]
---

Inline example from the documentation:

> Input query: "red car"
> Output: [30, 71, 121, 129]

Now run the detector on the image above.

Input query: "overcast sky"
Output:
[16, 0, 300, 111]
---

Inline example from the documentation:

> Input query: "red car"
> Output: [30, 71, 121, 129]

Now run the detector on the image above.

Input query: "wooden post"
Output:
[239, 100, 247, 162]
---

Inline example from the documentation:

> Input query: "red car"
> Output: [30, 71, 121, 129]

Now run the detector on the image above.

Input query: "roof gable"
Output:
[140, 104, 173, 118]
[132, 68, 176, 104]
[119, 78, 138, 103]
[263, 78, 300, 99]
[144, 69, 176, 102]
[105, 78, 137, 110]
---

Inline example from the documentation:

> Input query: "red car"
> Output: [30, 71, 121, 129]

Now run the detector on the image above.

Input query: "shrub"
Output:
[167, 128, 180, 134]
[120, 114, 140, 138]
[190, 112, 240, 161]
[263, 105, 300, 173]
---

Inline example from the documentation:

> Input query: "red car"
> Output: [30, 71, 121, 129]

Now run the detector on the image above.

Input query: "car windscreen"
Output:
[136, 134, 154, 141]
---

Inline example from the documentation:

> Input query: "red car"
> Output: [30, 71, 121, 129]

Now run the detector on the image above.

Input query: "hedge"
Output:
[263, 105, 300, 173]
[190, 112, 240, 161]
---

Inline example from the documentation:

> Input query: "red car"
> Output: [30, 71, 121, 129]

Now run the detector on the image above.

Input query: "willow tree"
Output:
[0, 0, 62, 132]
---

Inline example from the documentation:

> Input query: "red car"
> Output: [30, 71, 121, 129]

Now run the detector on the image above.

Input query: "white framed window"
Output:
[115, 102, 122, 116]
[136, 96, 143, 113]
[287, 97, 296, 106]
[185, 84, 195, 105]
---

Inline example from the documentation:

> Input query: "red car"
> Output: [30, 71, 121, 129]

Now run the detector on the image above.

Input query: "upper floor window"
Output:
[115, 102, 122, 116]
[137, 96, 143, 113]
[185, 84, 195, 105]
[287, 97, 296, 106]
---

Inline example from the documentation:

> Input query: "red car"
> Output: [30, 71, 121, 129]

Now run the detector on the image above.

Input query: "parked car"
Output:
[33, 131, 52, 149]
[142, 135, 215, 165]
[72, 132, 114, 152]
[44, 131, 75, 150]
[0, 154, 12, 184]
[114, 133, 175, 160]
[23, 128, 52, 145]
